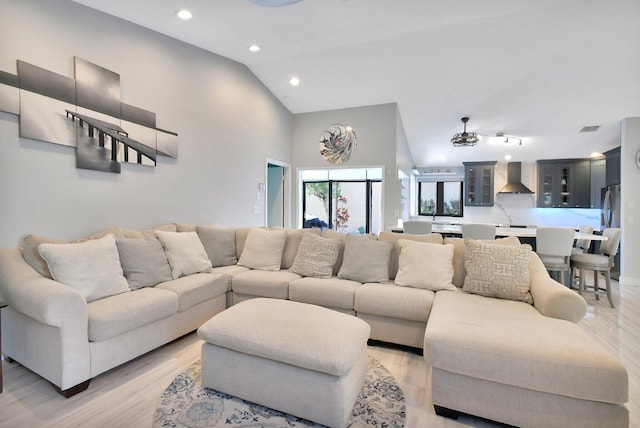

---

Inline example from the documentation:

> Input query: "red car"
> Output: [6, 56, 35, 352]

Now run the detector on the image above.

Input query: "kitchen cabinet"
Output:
[605, 147, 621, 186]
[537, 159, 591, 208]
[590, 158, 606, 208]
[463, 161, 496, 206]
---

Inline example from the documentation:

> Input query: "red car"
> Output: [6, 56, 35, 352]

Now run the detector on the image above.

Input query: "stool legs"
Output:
[604, 271, 615, 308]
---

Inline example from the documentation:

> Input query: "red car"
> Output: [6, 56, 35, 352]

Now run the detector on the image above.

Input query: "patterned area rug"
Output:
[154, 356, 405, 427]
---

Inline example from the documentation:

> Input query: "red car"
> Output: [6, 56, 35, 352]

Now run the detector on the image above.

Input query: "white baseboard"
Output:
[619, 276, 640, 286]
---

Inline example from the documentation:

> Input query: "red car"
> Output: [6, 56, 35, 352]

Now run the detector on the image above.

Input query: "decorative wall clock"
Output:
[319, 124, 357, 164]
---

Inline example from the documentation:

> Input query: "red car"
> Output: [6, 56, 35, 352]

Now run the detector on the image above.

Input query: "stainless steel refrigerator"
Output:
[601, 184, 621, 279]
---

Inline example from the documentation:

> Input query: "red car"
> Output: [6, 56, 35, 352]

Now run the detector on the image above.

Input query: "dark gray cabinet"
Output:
[605, 147, 621, 186]
[463, 161, 496, 206]
[537, 159, 591, 208]
[590, 158, 606, 208]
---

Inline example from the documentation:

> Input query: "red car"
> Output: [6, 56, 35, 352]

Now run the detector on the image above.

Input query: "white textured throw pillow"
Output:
[238, 227, 287, 271]
[38, 234, 130, 302]
[155, 230, 213, 279]
[394, 240, 457, 291]
[289, 232, 341, 278]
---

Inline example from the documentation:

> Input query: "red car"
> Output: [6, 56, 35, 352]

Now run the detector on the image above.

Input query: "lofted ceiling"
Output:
[71, 0, 640, 168]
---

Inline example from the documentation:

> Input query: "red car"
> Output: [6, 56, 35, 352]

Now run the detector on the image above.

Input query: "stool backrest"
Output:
[403, 220, 432, 235]
[536, 227, 576, 257]
[462, 223, 496, 240]
[575, 225, 594, 253]
[600, 228, 622, 266]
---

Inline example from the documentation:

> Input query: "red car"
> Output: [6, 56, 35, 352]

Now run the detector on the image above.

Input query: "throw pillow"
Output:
[289, 232, 341, 278]
[281, 228, 321, 269]
[378, 231, 444, 280]
[22, 234, 62, 279]
[462, 239, 533, 304]
[196, 225, 237, 267]
[155, 230, 213, 279]
[394, 240, 457, 291]
[445, 236, 522, 288]
[38, 234, 130, 302]
[237, 227, 287, 271]
[337, 235, 393, 283]
[115, 237, 173, 289]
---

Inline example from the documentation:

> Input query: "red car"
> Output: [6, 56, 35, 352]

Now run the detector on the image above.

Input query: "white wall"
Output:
[0, 0, 292, 247]
[621, 117, 640, 286]
[291, 103, 401, 230]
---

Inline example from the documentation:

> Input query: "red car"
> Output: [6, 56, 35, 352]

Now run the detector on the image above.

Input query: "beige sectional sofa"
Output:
[0, 223, 629, 427]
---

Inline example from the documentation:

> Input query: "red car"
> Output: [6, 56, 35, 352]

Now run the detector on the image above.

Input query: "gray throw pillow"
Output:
[289, 232, 341, 278]
[337, 235, 393, 283]
[196, 225, 237, 267]
[115, 237, 173, 289]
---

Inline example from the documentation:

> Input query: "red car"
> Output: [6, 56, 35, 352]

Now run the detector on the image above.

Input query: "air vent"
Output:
[580, 125, 600, 133]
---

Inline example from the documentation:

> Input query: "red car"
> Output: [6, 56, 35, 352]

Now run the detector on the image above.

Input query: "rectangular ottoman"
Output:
[197, 298, 371, 428]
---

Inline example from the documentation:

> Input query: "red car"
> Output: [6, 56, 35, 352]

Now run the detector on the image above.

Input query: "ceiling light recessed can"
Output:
[177, 9, 192, 20]
[289, 76, 300, 86]
[248, 44, 261, 52]
[505, 154, 512, 160]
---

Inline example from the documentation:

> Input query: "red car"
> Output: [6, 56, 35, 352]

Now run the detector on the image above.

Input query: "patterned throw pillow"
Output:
[462, 239, 533, 304]
[289, 232, 341, 278]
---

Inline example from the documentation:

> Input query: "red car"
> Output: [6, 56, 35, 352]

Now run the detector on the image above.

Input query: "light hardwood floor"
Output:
[0, 280, 637, 428]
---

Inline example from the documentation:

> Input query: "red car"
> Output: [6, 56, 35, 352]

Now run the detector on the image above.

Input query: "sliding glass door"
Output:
[303, 179, 381, 234]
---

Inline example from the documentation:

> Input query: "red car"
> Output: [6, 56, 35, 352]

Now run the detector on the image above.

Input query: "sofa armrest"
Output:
[0, 248, 87, 328]
[529, 252, 586, 323]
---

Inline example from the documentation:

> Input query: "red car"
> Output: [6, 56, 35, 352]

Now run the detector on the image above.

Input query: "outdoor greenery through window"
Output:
[301, 168, 382, 235]
[418, 181, 463, 217]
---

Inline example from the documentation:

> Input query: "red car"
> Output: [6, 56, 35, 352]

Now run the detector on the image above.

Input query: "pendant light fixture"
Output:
[451, 116, 479, 147]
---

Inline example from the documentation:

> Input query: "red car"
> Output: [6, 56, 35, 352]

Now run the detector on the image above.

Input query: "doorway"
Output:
[266, 159, 290, 228]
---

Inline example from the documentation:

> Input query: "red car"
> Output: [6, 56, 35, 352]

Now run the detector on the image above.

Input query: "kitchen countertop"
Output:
[393, 224, 607, 240]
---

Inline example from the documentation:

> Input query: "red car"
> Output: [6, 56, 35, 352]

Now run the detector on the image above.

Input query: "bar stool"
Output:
[403, 220, 432, 235]
[462, 223, 496, 240]
[571, 225, 594, 255]
[536, 227, 576, 286]
[570, 228, 622, 308]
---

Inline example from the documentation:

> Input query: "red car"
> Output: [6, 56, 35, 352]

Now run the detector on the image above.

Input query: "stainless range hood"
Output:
[498, 162, 534, 194]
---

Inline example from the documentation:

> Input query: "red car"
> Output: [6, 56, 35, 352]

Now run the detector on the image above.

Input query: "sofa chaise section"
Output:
[425, 290, 628, 428]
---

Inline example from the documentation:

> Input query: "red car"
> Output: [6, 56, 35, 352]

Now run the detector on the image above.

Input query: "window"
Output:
[301, 168, 382, 235]
[418, 181, 463, 217]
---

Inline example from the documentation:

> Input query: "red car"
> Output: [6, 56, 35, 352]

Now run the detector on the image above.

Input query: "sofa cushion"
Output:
[155, 230, 213, 279]
[395, 240, 456, 291]
[289, 232, 341, 278]
[87, 287, 178, 341]
[232, 269, 301, 299]
[38, 234, 130, 302]
[463, 239, 532, 304]
[445, 236, 521, 288]
[289, 276, 361, 310]
[196, 225, 237, 267]
[237, 228, 287, 271]
[338, 235, 392, 283]
[281, 228, 321, 269]
[21, 234, 61, 279]
[425, 291, 628, 404]
[115, 237, 173, 290]
[378, 231, 444, 280]
[155, 272, 228, 312]
[355, 283, 435, 322]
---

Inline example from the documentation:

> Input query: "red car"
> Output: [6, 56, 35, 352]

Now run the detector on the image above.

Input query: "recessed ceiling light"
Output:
[248, 44, 261, 52]
[505, 154, 512, 160]
[289, 76, 300, 86]
[438, 155, 446, 162]
[590, 152, 603, 158]
[177, 9, 192, 20]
